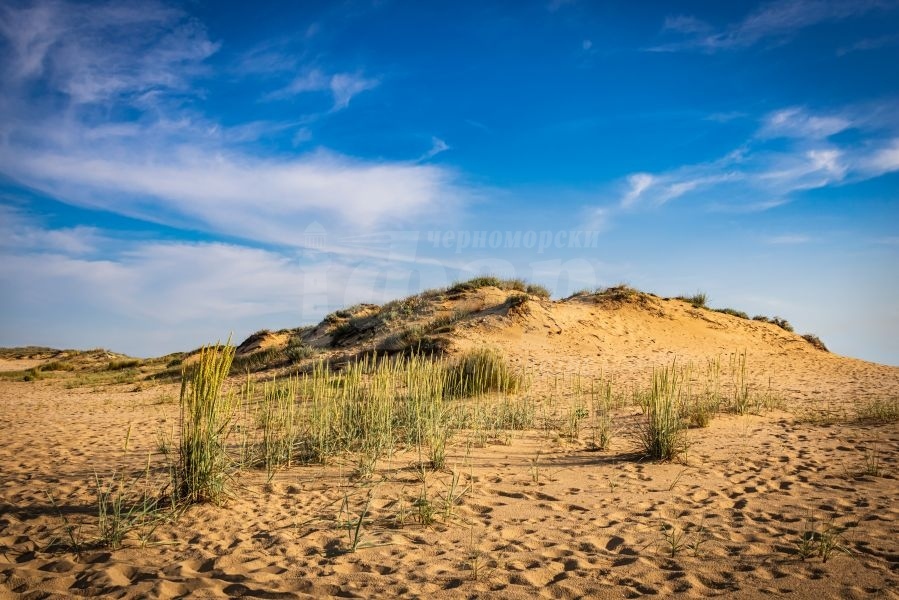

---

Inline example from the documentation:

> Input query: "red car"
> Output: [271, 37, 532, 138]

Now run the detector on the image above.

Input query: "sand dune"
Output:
[1, 285, 898, 599]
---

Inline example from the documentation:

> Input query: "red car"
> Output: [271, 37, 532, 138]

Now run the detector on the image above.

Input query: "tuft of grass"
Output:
[525, 283, 551, 298]
[445, 348, 523, 398]
[795, 519, 852, 563]
[589, 383, 613, 450]
[863, 445, 881, 477]
[659, 519, 689, 558]
[855, 397, 899, 424]
[677, 292, 708, 308]
[684, 396, 716, 428]
[174, 340, 239, 505]
[595, 284, 641, 303]
[639, 365, 688, 461]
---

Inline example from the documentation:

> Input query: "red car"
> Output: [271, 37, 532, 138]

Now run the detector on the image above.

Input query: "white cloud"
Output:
[270, 69, 379, 110]
[837, 33, 899, 55]
[620, 173, 655, 208]
[0, 215, 448, 355]
[611, 105, 899, 212]
[0, 205, 101, 254]
[663, 15, 712, 34]
[758, 107, 852, 139]
[0, 0, 218, 104]
[0, 143, 467, 241]
[765, 234, 812, 244]
[863, 138, 899, 174]
[329, 72, 379, 110]
[653, 0, 898, 52]
[418, 136, 450, 161]
[0, 0, 468, 247]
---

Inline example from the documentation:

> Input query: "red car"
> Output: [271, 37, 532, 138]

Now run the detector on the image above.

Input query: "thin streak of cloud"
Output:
[837, 33, 899, 55]
[652, 0, 899, 53]
[758, 107, 852, 139]
[765, 234, 812, 244]
[418, 137, 450, 162]
[267, 69, 379, 110]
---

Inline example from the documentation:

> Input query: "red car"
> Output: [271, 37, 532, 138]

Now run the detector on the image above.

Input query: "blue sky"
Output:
[0, 0, 897, 364]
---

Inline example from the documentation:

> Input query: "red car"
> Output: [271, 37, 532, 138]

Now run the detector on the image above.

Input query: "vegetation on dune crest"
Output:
[801, 333, 828, 352]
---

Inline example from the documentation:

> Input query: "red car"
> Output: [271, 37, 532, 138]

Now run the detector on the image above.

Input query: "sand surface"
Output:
[2, 292, 898, 598]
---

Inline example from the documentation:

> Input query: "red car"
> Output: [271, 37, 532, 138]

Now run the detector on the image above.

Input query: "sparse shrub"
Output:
[752, 315, 771, 323]
[801, 334, 828, 352]
[175, 340, 239, 505]
[771, 317, 793, 332]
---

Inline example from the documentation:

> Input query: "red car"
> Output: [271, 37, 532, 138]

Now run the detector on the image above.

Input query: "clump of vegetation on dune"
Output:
[446, 276, 551, 298]
[801, 333, 828, 352]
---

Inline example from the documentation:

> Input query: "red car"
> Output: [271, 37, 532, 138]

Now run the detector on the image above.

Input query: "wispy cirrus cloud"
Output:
[0, 0, 467, 248]
[267, 69, 380, 110]
[765, 233, 813, 244]
[758, 107, 852, 139]
[418, 137, 450, 162]
[837, 33, 899, 55]
[0, 0, 218, 103]
[652, 0, 899, 53]
[610, 104, 899, 212]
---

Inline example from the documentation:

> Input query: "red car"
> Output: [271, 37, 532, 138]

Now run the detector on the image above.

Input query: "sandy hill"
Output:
[236, 281, 899, 406]
[2, 278, 898, 599]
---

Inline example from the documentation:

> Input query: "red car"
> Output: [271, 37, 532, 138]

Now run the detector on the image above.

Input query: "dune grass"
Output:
[174, 340, 239, 505]
[639, 364, 688, 461]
